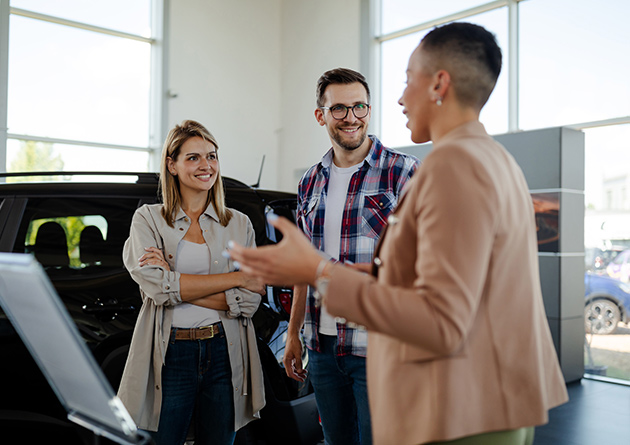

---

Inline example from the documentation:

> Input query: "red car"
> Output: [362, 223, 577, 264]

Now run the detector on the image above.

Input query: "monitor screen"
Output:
[0, 253, 148, 444]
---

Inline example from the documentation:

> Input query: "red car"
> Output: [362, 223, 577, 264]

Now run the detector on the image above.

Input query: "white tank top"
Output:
[172, 239, 221, 328]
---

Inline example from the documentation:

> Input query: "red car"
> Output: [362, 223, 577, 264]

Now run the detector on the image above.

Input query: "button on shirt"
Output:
[297, 135, 419, 357]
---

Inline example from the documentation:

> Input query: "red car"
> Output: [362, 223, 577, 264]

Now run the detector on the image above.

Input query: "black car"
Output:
[0, 172, 322, 445]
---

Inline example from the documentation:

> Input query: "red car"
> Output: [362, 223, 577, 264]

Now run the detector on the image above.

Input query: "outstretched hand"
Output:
[228, 214, 322, 286]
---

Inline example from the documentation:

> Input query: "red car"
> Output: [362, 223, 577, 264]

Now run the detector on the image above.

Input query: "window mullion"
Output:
[0, 0, 9, 173]
[508, 0, 519, 132]
[9, 7, 154, 44]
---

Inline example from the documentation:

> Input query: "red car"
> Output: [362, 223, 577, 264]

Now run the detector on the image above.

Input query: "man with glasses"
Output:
[282, 68, 419, 444]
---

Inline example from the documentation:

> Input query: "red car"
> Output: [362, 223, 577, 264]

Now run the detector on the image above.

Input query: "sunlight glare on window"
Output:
[8, 16, 151, 147]
[380, 0, 490, 35]
[10, 0, 151, 37]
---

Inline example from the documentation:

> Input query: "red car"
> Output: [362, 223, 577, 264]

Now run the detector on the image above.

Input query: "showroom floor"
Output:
[533, 378, 630, 444]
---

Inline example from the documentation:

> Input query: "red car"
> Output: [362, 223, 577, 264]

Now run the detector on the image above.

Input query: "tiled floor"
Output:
[533, 378, 630, 445]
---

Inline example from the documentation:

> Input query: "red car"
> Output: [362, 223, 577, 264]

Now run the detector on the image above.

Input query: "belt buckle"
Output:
[199, 325, 216, 340]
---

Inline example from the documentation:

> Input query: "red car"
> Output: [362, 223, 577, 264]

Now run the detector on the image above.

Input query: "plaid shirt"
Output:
[297, 135, 419, 357]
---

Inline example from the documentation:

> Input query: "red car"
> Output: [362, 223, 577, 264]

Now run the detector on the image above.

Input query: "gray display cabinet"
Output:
[399, 126, 585, 383]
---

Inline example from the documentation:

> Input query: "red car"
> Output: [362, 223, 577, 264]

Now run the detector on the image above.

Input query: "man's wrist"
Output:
[287, 328, 300, 337]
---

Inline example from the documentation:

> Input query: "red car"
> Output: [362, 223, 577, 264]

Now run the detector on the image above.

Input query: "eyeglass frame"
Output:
[319, 103, 371, 120]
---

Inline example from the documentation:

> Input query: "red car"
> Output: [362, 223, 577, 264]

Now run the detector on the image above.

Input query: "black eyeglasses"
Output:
[319, 103, 370, 120]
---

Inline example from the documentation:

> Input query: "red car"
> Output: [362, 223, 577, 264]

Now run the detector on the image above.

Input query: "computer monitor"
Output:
[0, 253, 151, 445]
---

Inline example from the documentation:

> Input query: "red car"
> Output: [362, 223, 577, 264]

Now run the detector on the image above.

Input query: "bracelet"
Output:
[315, 259, 331, 281]
[313, 259, 332, 308]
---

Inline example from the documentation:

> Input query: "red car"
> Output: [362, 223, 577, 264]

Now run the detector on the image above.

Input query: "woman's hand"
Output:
[238, 272, 266, 295]
[139, 247, 171, 271]
[228, 214, 322, 286]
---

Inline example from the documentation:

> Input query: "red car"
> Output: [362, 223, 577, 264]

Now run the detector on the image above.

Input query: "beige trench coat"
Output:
[117, 203, 265, 432]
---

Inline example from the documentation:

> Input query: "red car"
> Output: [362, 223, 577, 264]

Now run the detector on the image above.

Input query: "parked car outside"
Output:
[584, 271, 630, 335]
[585, 246, 625, 272]
[0, 172, 323, 444]
[606, 248, 630, 283]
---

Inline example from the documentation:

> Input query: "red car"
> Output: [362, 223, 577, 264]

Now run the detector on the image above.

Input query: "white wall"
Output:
[168, 0, 363, 192]
[168, 0, 282, 188]
[277, 0, 362, 192]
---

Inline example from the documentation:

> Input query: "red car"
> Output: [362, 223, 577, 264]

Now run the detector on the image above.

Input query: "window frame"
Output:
[0, 0, 167, 174]
[365, 0, 630, 141]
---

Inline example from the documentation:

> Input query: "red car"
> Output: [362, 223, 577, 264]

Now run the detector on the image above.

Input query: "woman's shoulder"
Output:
[135, 203, 164, 215]
[132, 203, 168, 227]
[226, 207, 253, 227]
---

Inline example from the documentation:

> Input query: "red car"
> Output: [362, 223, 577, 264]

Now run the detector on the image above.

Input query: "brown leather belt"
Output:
[171, 322, 223, 341]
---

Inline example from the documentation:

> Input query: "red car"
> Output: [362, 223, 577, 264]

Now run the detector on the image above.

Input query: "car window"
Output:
[25, 215, 108, 269]
[15, 197, 142, 274]
[612, 251, 629, 265]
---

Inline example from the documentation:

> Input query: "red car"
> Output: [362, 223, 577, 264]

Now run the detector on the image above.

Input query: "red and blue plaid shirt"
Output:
[297, 135, 419, 357]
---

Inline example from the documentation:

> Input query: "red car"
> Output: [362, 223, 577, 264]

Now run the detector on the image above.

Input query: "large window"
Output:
[379, 5, 508, 147]
[519, 0, 630, 130]
[583, 123, 630, 382]
[375, 0, 630, 144]
[0, 0, 162, 174]
[372, 0, 630, 384]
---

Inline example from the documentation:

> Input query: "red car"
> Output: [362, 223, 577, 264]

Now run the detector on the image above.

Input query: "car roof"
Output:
[0, 172, 295, 201]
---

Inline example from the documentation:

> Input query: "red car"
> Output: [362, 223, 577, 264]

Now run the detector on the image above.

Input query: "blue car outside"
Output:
[584, 272, 630, 335]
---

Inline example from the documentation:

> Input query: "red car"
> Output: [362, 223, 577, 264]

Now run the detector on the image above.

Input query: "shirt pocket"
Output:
[362, 192, 396, 239]
[298, 196, 319, 239]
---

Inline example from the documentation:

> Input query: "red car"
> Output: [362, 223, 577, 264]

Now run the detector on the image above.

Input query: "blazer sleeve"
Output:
[123, 206, 182, 307]
[326, 145, 499, 358]
[225, 214, 261, 319]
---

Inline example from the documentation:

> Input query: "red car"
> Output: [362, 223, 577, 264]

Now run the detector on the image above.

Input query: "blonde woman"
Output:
[118, 120, 265, 444]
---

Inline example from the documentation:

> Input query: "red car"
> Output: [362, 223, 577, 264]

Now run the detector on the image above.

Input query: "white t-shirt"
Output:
[172, 239, 221, 327]
[319, 160, 362, 335]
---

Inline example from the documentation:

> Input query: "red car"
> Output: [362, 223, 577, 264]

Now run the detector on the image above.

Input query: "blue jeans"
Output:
[308, 334, 372, 445]
[150, 328, 236, 445]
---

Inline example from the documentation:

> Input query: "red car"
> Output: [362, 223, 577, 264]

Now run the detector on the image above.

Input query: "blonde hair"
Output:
[159, 120, 233, 227]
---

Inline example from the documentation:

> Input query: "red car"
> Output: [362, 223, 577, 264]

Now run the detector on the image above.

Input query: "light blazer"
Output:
[326, 121, 568, 445]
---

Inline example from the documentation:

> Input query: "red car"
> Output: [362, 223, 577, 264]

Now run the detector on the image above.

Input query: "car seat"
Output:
[33, 222, 69, 268]
[79, 225, 105, 266]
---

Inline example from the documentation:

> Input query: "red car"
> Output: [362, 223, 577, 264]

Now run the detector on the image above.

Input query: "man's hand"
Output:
[283, 333, 307, 382]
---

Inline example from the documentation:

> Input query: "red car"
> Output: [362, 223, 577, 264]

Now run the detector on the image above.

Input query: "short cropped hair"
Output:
[316, 68, 371, 108]
[420, 22, 502, 109]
